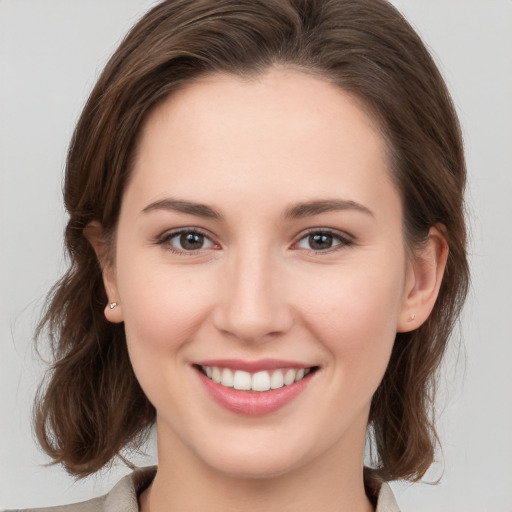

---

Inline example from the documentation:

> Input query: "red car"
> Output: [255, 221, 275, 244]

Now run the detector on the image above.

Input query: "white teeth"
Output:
[270, 370, 284, 389]
[283, 369, 296, 386]
[221, 368, 234, 387]
[201, 365, 311, 392]
[212, 367, 221, 383]
[252, 371, 271, 392]
[233, 370, 252, 390]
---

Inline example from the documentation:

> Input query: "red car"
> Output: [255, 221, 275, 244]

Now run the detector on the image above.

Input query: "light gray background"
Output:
[1, 1, 511, 510]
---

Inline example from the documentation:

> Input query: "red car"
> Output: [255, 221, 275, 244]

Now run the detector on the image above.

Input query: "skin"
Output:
[88, 68, 447, 512]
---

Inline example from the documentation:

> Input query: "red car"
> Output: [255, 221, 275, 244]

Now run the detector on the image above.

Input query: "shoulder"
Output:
[3, 495, 104, 512]
[4, 496, 105, 512]
[4, 466, 157, 512]
[7, 467, 398, 511]
[376, 482, 401, 512]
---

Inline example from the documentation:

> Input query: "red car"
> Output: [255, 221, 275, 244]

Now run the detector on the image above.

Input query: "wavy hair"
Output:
[34, 0, 469, 487]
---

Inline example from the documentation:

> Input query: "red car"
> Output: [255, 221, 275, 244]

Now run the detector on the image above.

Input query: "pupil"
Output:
[180, 232, 204, 250]
[309, 233, 333, 250]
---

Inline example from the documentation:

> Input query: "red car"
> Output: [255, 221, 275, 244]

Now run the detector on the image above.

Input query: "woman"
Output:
[11, 0, 469, 510]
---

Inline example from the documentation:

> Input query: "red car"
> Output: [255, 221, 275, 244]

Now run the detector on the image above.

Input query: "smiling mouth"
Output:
[196, 365, 318, 392]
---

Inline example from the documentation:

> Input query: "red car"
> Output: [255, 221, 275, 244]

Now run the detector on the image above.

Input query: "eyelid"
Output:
[155, 227, 221, 254]
[291, 228, 354, 253]
[153, 226, 353, 255]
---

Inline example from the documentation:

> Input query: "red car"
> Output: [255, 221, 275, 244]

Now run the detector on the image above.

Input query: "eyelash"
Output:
[292, 229, 354, 254]
[156, 228, 218, 255]
[155, 228, 353, 255]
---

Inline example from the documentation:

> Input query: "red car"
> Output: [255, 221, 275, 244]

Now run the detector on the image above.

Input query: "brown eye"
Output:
[180, 232, 206, 250]
[162, 229, 216, 253]
[308, 233, 334, 250]
[295, 230, 352, 252]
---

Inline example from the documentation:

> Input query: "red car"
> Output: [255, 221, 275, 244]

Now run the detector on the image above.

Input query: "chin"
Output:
[194, 432, 314, 480]
[208, 453, 304, 481]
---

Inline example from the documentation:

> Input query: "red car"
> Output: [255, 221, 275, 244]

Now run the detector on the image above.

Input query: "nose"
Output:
[212, 248, 293, 343]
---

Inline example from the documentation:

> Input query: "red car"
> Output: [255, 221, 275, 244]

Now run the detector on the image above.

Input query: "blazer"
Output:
[7, 466, 401, 512]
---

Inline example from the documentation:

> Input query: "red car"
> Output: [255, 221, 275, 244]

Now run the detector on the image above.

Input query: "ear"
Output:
[397, 225, 449, 332]
[83, 221, 124, 323]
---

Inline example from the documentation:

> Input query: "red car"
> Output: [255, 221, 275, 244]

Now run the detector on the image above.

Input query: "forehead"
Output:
[127, 68, 398, 217]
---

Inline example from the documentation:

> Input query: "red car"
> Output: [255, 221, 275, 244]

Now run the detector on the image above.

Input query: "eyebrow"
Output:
[141, 197, 373, 220]
[283, 199, 374, 219]
[142, 198, 223, 220]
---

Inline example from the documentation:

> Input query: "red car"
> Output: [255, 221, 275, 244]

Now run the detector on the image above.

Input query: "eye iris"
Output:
[309, 233, 333, 250]
[180, 232, 204, 250]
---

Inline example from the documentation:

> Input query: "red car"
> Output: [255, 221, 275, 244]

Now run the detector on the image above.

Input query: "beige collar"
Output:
[104, 466, 400, 512]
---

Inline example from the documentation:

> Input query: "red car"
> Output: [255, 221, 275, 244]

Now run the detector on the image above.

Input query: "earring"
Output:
[409, 313, 416, 321]
[109, 302, 118, 309]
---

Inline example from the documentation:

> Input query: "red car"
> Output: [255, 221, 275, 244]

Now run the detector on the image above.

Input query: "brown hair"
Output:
[34, 0, 469, 486]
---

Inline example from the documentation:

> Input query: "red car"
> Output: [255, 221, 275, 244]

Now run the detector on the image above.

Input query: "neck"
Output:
[141, 421, 374, 512]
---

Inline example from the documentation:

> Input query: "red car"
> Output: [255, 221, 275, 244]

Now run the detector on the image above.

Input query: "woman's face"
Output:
[106, 69, 418, 478]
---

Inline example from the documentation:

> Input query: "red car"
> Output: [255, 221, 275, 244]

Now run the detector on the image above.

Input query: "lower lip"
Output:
[196, 369, 314, 416]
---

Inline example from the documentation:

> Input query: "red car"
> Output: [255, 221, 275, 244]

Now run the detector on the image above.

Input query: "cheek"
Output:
[294, 255, 405, 383]
[115, 252, 216, 356]
[114, 257, 219, 413]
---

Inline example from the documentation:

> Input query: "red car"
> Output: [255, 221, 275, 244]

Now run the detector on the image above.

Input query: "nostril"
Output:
[212, 302, 294, 343]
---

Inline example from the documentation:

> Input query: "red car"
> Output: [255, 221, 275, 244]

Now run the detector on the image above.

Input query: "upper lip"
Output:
[194, 358, 314, 373]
